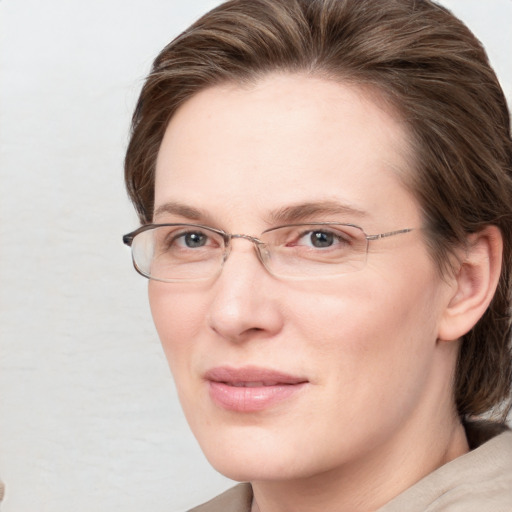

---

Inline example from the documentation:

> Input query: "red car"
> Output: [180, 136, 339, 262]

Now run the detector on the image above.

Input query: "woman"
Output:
[123, 0, 512, 510]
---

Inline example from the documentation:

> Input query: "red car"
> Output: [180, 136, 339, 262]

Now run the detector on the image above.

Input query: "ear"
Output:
[438, 226, 503, 342]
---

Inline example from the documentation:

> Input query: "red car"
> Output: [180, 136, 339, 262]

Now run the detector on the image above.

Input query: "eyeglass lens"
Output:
[130, 224, 369, 281]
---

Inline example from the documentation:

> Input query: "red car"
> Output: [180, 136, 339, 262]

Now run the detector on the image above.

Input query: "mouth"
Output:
[204, 366, 308, 412]
[230, 381, 283, 387]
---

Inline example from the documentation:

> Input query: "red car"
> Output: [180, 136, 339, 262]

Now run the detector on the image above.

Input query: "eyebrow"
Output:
[267, 200, 368, 225]
[153, 201, 208, 222]
[153, 199, 367, 225]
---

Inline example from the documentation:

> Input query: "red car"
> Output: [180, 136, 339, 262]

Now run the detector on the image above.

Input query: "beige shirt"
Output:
[188, 422, 512, 512]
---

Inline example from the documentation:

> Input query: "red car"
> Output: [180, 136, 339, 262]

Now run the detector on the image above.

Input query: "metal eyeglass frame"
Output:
[123, 222, 414, 282]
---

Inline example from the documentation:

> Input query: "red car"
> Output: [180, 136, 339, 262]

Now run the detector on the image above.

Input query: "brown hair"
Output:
[125, 0, 512, 419]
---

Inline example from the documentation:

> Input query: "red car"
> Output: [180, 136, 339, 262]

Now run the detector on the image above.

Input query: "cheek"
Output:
[287, 270, 442, 387]
[148, 282, 208, 369]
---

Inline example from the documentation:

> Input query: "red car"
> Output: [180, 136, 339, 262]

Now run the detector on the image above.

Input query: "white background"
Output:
[0, 1, 510, 511]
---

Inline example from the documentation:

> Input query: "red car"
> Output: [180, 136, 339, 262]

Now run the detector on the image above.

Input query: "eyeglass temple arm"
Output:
[366, 228, 413, 241]
[123, 234, 134, 246]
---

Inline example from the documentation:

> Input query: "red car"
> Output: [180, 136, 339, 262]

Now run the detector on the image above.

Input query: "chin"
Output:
[207, 455, 305, 483]
[192, 424, 330, 483]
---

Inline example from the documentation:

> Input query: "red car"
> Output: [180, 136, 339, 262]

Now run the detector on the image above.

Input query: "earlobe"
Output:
[438, 226, 503, 342]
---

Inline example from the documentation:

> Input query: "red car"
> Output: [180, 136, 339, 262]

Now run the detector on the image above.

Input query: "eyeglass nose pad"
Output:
[253, 241, 273, 272]
[222, 238, 233, 264]
[221, 235, 271, 274]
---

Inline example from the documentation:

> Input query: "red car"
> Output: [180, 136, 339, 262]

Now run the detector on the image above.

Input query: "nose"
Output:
[207, 238, 284, 343]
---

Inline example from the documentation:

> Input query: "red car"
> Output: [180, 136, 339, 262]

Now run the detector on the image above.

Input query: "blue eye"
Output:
[181, 231, 208, 248]
[308, 231, 335, 248]
[296, 229, 348, 249]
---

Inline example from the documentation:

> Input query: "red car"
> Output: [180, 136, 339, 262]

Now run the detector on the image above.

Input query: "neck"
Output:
[251, 416, 468, 512]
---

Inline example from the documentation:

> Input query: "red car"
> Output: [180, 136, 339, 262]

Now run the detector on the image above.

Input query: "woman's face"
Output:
[149, 74, 457, 482]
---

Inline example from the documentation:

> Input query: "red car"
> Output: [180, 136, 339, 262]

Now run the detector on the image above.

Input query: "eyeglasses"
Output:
[122, 223, 413, 282]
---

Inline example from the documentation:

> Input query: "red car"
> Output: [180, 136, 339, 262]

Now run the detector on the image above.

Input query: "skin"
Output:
[149, 74, 472, 512]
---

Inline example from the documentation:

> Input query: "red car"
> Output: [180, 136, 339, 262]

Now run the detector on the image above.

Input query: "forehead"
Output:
[154, 73, 419, 230]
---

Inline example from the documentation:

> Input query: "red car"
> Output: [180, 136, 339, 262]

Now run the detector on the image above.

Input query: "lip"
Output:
[204, 366, 308, 412]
